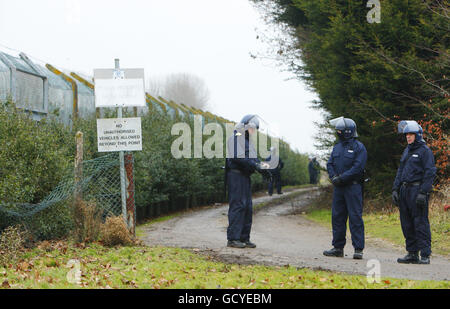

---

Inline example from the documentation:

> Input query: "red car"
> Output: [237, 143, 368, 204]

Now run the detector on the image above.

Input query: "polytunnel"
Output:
[0, 49, 235, 128]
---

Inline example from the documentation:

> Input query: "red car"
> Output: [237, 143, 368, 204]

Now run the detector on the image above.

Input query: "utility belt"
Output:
[229, 169, 243, 175]
[229, 169, 251, 177]
[401, 181, 421, 187]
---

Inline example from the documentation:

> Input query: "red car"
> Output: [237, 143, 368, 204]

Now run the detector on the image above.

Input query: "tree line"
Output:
[250, 0, 449, 195]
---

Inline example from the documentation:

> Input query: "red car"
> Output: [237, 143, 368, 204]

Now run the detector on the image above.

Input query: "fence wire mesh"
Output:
[0, 153, 131, 239]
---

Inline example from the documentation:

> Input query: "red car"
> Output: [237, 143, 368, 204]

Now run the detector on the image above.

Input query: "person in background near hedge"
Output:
[392, 120, 436, 265]
[324, 117, 367, 260]
[266, 147, 284, 196]
[308, 157, 320, 184]
[225, 115, 271, 248]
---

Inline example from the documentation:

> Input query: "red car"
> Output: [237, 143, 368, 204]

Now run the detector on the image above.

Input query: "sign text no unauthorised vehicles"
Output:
[97, 117, 142, 152]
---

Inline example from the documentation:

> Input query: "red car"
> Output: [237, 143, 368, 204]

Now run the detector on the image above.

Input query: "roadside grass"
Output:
[0, 241, 448, 289]
[282, 184, 316, 191]
[136, 214, 179, 238]
[304, 186, 450, 256]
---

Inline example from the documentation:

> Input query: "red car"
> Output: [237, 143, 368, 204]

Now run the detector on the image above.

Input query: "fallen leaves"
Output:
[16, 261, 33, 272]
[1, 280, 10, 288]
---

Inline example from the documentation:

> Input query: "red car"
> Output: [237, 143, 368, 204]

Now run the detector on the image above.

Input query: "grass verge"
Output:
[0, 241, 448, 289]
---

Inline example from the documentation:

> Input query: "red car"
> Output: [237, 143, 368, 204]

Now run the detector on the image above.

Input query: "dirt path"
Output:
[140, 187, 450, 281]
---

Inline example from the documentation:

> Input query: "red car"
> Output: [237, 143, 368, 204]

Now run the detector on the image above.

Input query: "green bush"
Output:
[28, 200, 74, 240]
[0, 100, 72, 204]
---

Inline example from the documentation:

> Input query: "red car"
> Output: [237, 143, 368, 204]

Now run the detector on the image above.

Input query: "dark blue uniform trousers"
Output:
[227, 171, 252, 242]
[399, 185, 432, 256]
[332, 184, 365, 250]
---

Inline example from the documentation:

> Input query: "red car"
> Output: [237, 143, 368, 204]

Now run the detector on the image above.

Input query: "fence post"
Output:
[74, 131, 83, 201]
[124, 154, 136, 236]
[73, 131, 84, 243]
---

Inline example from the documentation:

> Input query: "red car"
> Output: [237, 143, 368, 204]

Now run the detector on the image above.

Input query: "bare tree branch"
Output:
[423, 0, 450, 20]
[383, 88, 448, 119]
[354, 98, 397, 124]
[372, 48, 449, 96]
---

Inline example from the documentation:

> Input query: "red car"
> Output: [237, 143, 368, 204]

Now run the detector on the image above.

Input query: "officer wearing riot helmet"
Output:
[266, 147, 284, 196]
[225, 115, 271, 248]
[324, 117, 367, 259]
[308, 157, 320, 184]
[392, 120, 436, 264]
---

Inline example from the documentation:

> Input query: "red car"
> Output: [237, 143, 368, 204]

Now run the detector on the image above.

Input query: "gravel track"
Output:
[140, 187, 450, 281]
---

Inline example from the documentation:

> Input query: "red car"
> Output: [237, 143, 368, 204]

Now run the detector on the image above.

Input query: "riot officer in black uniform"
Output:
[392, 120, 436, 264]
[225, 115, 270, 248]
[324, 117, 367, 260]
[308, 157, 320, 184]
[266, 147, 284, 196]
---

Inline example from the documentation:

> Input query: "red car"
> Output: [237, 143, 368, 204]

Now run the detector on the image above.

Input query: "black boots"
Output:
[227, 240, 246, 248]
[397, 252, 419, 264]
[323, 248, 363, 259]
[397, 252, 431, 264]
[353, 249, 363, 260]
[323, 247, 344, 257]
[418, 256, 430, 264]
[227, 240, 257, 248]
[244, 241, 257, 248]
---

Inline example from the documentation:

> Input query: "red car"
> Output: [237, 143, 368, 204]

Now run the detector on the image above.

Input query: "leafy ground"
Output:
[0, 241, 448, 289]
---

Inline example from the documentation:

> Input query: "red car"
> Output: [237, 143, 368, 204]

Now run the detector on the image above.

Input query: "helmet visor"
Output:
[398, 120, 421, 134]
[237, 114, 270, 132]
[330, 116, 345, 129]
[329, 116, 358, 137]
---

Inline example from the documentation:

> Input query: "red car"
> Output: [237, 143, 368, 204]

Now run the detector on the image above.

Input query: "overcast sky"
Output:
[0, 0, 323, 154]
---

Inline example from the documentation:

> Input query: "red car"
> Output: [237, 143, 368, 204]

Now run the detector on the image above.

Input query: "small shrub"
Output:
[100, 216, 134, 247]
[0, 225, 28, 267]
[72, 199, 102, 243]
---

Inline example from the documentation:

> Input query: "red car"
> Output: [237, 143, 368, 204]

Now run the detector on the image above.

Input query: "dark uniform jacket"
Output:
[327, 138, 367, 184]
[226, 130, 260, 176]
[393, 141, 436, 194]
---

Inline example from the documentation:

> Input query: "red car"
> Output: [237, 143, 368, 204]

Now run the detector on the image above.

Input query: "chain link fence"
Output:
[0, 153, 132, 240]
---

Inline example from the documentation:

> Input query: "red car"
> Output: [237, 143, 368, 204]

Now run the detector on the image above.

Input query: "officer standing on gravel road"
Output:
[392, 120, 436, 265]
[266, 147, 284, 196]
[225, 115, 271, 249]
[308, 157, 320, 184]
[324, 117, 367, 260]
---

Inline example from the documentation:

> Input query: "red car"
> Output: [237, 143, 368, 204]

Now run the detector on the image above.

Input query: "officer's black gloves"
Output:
[331, 175, 344, 187]
[392, 189, 399, 207]
[256, 163, 272, 182]
[416, 191, 428, 208]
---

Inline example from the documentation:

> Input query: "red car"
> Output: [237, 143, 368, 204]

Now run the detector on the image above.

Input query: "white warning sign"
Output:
[94, 78, 146, 108]
[97, 117, 142, 152]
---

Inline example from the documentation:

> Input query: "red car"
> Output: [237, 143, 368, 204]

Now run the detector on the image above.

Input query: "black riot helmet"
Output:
[397, 120, 423, 142]
[236, 114, 260, 131]
[330, 116, 358, 140]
